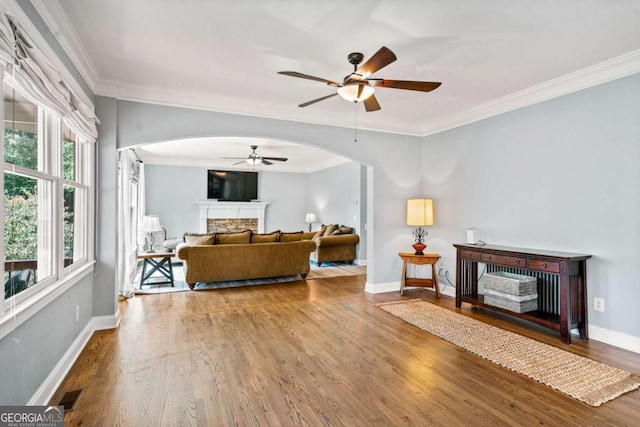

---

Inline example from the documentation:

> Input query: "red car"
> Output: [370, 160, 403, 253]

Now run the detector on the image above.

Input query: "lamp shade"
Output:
[305, 213, 317, 223]
[140, 215, 162, 233]
[406, 199, 434, 226]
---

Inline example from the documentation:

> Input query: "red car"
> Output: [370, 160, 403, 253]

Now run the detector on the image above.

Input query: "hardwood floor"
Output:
[50, 275, 640, 426]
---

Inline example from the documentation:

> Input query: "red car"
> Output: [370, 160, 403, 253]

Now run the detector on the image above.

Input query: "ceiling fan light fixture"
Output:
[246, 157, 262, 166]
[337, 82, 375, 103]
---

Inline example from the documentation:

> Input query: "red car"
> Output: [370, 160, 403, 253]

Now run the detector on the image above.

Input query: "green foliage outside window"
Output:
[4, 129, 76, 265]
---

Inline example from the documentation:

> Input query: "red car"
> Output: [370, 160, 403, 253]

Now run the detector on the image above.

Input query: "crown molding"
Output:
[421, 49, 640, 136]
[28, 0, 640, 137]
[30, 0, 100, 92]
[95, 81, 424, 136]
[93, 50, 640, 138]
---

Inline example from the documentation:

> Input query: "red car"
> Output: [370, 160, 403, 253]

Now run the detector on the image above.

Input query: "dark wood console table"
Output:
[454, 243, 591, 344]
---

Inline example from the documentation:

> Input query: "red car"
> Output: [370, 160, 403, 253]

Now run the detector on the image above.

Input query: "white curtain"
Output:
[0, 8, 98, 142]
[116, 150, 143, 297]
[137, 162, 146, 251]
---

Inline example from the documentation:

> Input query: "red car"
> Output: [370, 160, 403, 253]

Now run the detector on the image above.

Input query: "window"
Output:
[62, 124, 88, 269]
[2, 81, 93, 306]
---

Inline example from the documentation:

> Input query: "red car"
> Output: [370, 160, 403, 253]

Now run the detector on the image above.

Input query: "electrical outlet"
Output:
[594, 297, 604, 312]
[75, 305, 80, 322]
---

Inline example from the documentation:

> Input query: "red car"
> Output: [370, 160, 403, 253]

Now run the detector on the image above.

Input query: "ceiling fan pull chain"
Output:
[354, 103, 358, 143]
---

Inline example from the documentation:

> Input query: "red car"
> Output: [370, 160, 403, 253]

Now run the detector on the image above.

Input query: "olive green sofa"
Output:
[302, 225, 360, 266]
[176, 230, 316, 289]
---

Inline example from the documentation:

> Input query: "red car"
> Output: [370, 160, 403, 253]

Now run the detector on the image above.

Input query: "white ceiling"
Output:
[133, 137, 350, 173]
[35, 0, 640, 170]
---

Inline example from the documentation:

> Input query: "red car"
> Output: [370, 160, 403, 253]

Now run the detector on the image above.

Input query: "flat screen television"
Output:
[207, 170, 258, 201]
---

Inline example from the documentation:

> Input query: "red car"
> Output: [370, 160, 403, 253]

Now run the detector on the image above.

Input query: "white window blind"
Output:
[0, 8, 98, 142]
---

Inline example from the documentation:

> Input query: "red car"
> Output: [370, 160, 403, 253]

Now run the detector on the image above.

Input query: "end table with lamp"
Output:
[398, 252, 441, 297]
[401, 198, 440, 297]
[138, 215, 175, 287]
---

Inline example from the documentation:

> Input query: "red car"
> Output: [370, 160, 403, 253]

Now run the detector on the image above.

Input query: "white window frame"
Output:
[60, 122, 89, 274]
[0, 73, 95, 325]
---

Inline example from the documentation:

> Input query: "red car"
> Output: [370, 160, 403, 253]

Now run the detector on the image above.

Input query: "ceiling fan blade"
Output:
[261, 159, 273, 166]
[371, 79, 441, 92]
[233, 160, 246, 165]
[363, 94, 381, 112]
[357, 46, 397, 78]
[278, 71, 341, 87]
[262, 157, 288, 162]
[299, 92, 338, 108]
[222, 157, 249, 160]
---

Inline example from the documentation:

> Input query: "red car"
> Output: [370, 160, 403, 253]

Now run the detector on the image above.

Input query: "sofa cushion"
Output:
[184, 233, 215, 245]
[251, 230, 280, 243]
[279, 231, 304, 242]
[312, 226, 327, 240]
[216, 230, 251, 244]
[323, 224, 338, 236]
[332, 226, 354, 235]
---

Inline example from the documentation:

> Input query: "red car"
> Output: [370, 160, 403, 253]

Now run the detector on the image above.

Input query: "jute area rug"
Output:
[376, 299, 640, 407]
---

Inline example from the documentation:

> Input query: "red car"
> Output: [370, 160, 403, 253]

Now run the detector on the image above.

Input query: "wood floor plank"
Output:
[51, 276, 640, 426]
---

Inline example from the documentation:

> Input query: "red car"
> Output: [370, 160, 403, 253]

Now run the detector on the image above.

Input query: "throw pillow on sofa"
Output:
[312, 225, 328, 239]
[279, 231, 303, 242]
[323, 224, 338, 236]
[216, 230, 251, 244]
[332, 226, 354, 235]
[251, 230, 280, 243]
[184, 233, 215, 245]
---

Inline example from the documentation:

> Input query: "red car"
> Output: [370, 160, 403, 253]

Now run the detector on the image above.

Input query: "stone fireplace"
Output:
[207, 218, 258, 233]
[196, 201, 270, 234]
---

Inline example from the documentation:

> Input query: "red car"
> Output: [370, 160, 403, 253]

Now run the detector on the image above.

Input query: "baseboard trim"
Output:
[28, 313, 119, 405]
[93, 311, 120, 330]
[589, 325, 640, 354]
[365, 281, 400, 294]
[354, 259, 367, 266]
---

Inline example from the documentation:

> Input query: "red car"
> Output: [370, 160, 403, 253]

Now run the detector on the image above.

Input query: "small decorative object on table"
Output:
[140, 215, 162, 253]
[406, 198, 434, 255]
[305, 213, 317, 232]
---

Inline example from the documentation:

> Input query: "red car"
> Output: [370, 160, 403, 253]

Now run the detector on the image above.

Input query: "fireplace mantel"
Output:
[196, 201, 270, 233]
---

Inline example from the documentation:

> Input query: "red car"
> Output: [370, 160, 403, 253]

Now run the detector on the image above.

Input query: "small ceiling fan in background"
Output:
[278, 46, 441, 111]
[222, 145, 288, 166]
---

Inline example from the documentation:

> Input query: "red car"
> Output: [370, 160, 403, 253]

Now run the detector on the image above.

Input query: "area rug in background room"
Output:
[376, 299, 640, 407]
[134, 262, 366, 294]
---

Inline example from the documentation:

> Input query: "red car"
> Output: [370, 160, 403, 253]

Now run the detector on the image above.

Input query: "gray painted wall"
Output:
[422, 73, 640, 338]
[94, 97, 118, 317]
[143, 165, 204, 237]
[0, 275, 93, 404]
[112, 100, 424, 284]
[258, 171, 309, 233]
[143, 165, 310, 236]
[308, 161, 366, 259]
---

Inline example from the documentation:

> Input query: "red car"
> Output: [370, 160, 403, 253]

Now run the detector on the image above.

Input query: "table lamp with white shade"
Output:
[140, 215, 162, 253]
[406, 198, 434, 255]
[305, 213, 317, 232]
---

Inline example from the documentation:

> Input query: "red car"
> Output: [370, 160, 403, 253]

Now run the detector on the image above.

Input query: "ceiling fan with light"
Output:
[222, 145, 288, 166]
[278, 46, 441, 111]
